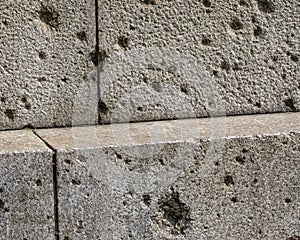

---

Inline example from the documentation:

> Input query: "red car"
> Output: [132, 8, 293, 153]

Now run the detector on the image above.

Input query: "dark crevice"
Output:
[33, 131, 60, 240]
[95, 0, 103, 124]
[95, 0, 100, 68]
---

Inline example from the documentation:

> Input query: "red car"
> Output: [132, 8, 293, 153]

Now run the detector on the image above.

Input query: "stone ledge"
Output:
[35, 112, 300, 150]
[0, 113, 299, 239]
[0, 130, 52, 154]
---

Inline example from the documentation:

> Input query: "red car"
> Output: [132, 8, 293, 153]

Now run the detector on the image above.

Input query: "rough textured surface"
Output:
[0, 0, 97, 130]
[98, 0, 300, 123]
[36, 113, 300, 239]
[0, 130, 54, 239]
[1, 0, 299, 128]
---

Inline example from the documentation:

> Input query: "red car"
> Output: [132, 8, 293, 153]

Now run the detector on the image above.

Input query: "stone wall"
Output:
[0, 1, 299, 239]
[1, 0, 299, 129]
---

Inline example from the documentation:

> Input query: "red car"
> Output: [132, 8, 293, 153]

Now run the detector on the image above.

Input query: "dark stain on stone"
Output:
[180, 85, 188, 94]
[159, 158, 166, 165]
[239, 0, 249, 6]
[71, 179, 81, 185]
[22, 124, 34, 130]
[284, 98, 296, 111]
[143, 194, 151, 206]
[224, 175, 235, 186]
[0, 199, 8, 213]
[124, 159, 132, 165]
[202, 37, 212, 46]
[233, 62, 242, 71]
[39, 51, 47, 60]
[99, 49, 109, 62]
[290, 54, 299, 62]
[254, 102, 261, 108]
[221, 60, 230, 71]
[212, 70, 219, 77]
[256, 0, 276, 13]
[158, 188, 191, 235]
[38, 77, 47, 82]
[77, 31, 87, 42]
[35, 179, 42, 186]
[284, 197, 292, 203]
[118, 36, 130, 49]
[90, 49, 108, 66]
[141, 0, 156, 5]
[98, 100, 109, 115]
[115, 151, 122, 159]
[271, 55, 278, 62]
[90, 50, 97, 66]
[64, 159, 71, 164]
[230, 18, 243, 30]
[282, 73, 287, 79]
[4, 109, 15, 121]
[39, 5, 60, 28]
[21, 96, 31, 110]
[254, 25, 264, 37]
[236, 155, 245, 164]
[203, 0, 211, 7]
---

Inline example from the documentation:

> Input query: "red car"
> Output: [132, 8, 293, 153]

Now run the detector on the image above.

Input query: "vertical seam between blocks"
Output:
[95, 0, 102, 124]
[33, 131, 60, 240]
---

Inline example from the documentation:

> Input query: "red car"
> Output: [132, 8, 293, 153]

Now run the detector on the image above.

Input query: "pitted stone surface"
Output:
[98, 0, 299, 123]
[0, 0, 97, 130]
[36, 113, 300, 239]
[0, 130, 54, 239]
[1, 0, 299, 128]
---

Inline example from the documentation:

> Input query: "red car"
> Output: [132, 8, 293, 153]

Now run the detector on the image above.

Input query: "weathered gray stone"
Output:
[1, 0, 298, 129]
[98, 0, 299, 123]
[36, 112, 300, 239]
[0, 130, 54, 239]
[0, 0, 97, 130]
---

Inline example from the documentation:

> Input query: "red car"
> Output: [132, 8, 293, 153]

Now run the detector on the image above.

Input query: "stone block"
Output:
[0, 130, 54, 239]
[0, 0, 97, 130]
[97, 0, 299, 123]
[36, 112, 300, 239]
